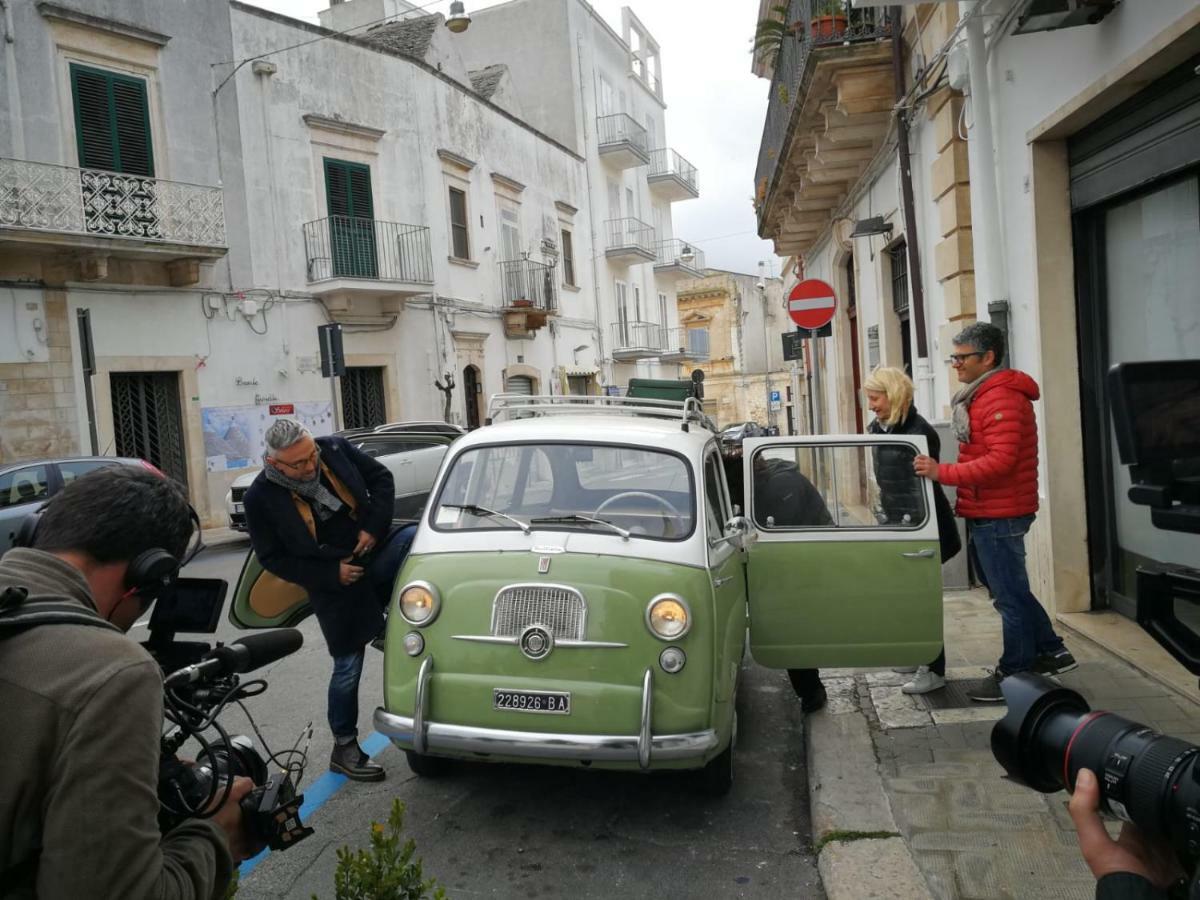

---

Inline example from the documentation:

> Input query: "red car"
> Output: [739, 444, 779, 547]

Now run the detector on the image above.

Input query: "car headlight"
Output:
[398, 581, 440, 626]
[645, 594, 691, 641]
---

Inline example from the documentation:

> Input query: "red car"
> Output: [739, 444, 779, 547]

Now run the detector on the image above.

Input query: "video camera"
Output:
[146, 577, 313, 851]
[991, 360, 1200, 893]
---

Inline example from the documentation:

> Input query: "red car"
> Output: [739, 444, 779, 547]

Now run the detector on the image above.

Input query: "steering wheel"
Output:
[594, 491, 683, 537]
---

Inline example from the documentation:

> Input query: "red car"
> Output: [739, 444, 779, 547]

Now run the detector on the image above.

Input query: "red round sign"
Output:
[787, 278, 838, 331]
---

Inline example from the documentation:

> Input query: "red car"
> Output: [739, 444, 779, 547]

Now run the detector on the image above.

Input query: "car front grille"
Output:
[491, 585, 586, 640]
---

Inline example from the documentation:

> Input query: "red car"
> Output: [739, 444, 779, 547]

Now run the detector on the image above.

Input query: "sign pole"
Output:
[789, 361, 802, 435]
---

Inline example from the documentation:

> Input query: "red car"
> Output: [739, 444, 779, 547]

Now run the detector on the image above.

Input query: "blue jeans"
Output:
[329, 648, 365, 742]
[968, 515, 1065, 675]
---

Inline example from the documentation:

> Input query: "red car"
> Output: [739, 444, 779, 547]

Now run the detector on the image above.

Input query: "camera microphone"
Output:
[164, 629, 303, 687]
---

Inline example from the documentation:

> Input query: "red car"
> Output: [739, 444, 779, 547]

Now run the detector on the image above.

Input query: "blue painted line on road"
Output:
[238, 729, 393, 879]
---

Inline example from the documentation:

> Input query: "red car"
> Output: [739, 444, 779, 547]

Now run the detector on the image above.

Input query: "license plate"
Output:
[493, 688, 570, 715]
[233, 503, 244, 513]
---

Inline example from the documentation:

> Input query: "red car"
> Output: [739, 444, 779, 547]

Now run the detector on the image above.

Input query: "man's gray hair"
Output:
[952, 321, 1006, 366]
[264, 418, 311, 454]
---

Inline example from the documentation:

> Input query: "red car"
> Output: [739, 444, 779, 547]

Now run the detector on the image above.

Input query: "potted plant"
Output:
[752, 4, 794, 70]
[811, 0, 847, 41]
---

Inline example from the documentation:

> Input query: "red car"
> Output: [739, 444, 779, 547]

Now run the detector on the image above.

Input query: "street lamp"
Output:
[446, 1, 471, 33]
[679, 243, 695, 265]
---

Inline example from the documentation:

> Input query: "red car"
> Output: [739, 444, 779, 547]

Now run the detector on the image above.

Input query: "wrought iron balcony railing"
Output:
[611, 320, 663, 352]
[0, 157, 226, 248]
[498, 258, 558, 312]
[605, 217, 656, 259]
[647, 148, 699, 195]
[661, 326, 710, 360]
[754, 0, 894, 225]
[654, 238, 705, 273]
[597, 113, 649, 156]
[303, 216, 434, 284]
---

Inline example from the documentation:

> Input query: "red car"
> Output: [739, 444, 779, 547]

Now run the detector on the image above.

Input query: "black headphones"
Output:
[14, 503, 205, 600]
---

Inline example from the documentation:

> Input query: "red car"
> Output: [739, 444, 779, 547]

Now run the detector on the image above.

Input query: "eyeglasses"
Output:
[273, 446, 318, 472]
[947, 351, 985, 366]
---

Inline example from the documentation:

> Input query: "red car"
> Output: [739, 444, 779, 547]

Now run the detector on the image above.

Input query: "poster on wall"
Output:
[202, 401, 334, 472]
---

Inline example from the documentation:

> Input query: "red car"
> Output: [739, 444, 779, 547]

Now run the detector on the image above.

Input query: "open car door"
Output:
[228, 551, 312, 629]
[743, 435, 943, 669]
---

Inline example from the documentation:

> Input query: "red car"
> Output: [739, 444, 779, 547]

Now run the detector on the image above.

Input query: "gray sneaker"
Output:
[967, 672, 1006, 703]
[1034, 649, 1078, 676]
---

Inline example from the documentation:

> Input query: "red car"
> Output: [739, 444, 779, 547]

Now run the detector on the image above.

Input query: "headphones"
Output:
[14, 502, 205, 601]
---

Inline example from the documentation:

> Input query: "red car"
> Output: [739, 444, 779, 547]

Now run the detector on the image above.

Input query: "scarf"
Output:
[950, 368, 1000, 444]
[262, 449, 345, 520]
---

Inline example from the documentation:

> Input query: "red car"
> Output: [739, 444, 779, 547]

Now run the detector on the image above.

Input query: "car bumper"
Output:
[373, 658, 718, 768]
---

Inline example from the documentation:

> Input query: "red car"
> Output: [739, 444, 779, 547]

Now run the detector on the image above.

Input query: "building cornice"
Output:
[437, 149, 477, 172]
[555, 201, 579, 217]
[302, 114, 386, 141]
[490, 172, 526, 193]
[37, 2, 170, 45]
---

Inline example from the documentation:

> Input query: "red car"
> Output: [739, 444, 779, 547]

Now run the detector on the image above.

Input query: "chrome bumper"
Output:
[373, 658, 718, 768]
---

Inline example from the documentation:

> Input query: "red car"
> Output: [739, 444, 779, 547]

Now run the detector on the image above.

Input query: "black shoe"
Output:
[1033, 649, 1077, 676]
[967, 671, 1007, 703]
[800, 683, 827, 715]
[330, 742, 385, 782]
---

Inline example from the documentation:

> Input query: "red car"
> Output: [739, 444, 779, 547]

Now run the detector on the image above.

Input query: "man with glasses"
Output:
[911, 322, 1075, 703]
[243, 419, 397, 780]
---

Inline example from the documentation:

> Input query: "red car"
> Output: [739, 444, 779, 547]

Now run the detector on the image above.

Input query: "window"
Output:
[704, 453, 728, 537]
[0, 465, 50, 509]
[324, 158, 376, 278]
[607, 181, 621, 218]
[561, 229, 576, 286]
[59, 460, 116, 483]
[888, 241, 912, 375]
[659, 292, 669, 327]
[70, 63, 153, 176]
[615, 281, 629, 343]
[498, 201, 521, 260]
[633, 284, 642, 321]
[449, 187, 470, 259]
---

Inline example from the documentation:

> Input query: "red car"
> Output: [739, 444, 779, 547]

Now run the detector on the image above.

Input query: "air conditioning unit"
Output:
[1012, 0, 1119, 35]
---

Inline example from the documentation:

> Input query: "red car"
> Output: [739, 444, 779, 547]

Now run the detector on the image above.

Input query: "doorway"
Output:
[342, 366, 387, 430]
[109, 372, 187, 486]
[463, 364, 482, 429]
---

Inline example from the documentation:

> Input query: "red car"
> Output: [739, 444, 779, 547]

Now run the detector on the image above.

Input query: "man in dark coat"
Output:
[243, 419, 395, 781]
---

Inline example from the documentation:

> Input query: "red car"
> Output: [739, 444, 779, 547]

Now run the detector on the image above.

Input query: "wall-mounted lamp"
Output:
[679, 243, 695, 265]
[446, 1, 471, 33]
[848, 216, 894, 239]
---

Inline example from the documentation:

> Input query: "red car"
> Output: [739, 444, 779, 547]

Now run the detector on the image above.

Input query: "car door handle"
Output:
[901, 549, 936, 559]
[714, 575, 734, 587]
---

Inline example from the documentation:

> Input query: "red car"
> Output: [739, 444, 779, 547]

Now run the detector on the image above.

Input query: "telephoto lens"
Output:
[991, 672, 1200, 870]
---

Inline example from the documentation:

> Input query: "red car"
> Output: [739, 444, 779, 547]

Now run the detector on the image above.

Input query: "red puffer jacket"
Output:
[937, 369, 1040, 519]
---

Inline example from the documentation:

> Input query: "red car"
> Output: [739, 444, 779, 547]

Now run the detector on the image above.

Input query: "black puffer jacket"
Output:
[868, 407, 962, 563]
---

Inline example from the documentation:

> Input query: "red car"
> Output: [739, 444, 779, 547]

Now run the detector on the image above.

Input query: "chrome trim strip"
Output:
[638, 667, 653, 769]
[372, 707, 717, 762]
[451, 634, 628, 649]
[412, 656, 433, 755]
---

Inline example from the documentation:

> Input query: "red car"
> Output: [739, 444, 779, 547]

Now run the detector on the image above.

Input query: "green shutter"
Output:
[70, 64, 153, 177]
[324, 159, 376, 278]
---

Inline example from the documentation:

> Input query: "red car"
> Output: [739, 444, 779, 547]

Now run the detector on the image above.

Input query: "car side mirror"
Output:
[710, 515, 752, 550]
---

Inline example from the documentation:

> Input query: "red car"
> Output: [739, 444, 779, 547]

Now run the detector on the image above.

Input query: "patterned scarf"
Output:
[950, 368, 1000, 444]
[262, 449, 345, 520]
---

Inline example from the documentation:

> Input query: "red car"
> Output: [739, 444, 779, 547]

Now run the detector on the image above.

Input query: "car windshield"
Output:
[432, 443, 695, 540]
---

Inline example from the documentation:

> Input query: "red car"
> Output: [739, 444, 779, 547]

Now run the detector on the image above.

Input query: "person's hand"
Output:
[1068, 768, 1184, 888]
[913, 455, 940, 481]
[209, 776, 263, 862]
[353, 530, 377, 557]
[339, 560, 364, 585]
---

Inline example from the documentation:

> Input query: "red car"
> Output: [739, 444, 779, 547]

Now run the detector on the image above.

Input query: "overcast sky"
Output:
[240, 0, 779, 277]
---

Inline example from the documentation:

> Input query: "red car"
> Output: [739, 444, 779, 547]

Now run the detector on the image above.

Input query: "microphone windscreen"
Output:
[230, 629, 304, 672]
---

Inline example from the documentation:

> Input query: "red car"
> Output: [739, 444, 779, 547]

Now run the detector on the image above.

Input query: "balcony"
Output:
[647, 148, 699, 202]
[659, 326, 710, 363]
[653, 238, 705, 281]
[0, 158, 226, 274]
[753, 0, 895, 258]
[611, 321, 663, 362]
[605, 217, 656, 265]
[499, 257, 557, 337]
[597, 113, 650, 169]
[303, 216, 433, 309]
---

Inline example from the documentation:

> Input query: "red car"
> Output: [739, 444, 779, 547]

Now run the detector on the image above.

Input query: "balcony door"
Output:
[324, 159, 377, 279]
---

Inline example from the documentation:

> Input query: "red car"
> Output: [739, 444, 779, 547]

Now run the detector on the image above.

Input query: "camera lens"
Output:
[991, 672, 1200, 869]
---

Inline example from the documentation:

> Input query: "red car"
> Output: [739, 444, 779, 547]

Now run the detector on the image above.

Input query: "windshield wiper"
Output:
[529, 514, 630, 541]
[441, 503, 531, 535]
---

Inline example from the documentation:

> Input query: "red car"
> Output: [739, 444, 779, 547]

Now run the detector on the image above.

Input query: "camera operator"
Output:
[0, 467, 253, 899]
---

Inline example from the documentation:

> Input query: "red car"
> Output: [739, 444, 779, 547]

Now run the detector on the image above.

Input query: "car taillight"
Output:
[139, 460, 166, 478]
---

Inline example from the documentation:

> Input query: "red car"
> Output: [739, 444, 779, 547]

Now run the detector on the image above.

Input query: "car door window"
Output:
[751, 444, 925, 530]
[704, 452, 728, 536]
[59, 460, 116, 483]
[0, 466, 51, 509]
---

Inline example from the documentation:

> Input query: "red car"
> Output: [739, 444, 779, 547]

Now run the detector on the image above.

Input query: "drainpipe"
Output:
[1, 0, 24, 160]
[891, 5, 928, 362]
[959, 1, 1010, 352]
[575, 33, 608, 389]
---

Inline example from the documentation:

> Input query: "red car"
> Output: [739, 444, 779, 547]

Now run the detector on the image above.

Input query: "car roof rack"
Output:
[485, 393, 717, 432]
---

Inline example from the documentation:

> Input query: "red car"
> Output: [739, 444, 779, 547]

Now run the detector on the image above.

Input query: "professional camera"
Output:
[145, 577, 313, 851]
[991, 359, 1200, 892]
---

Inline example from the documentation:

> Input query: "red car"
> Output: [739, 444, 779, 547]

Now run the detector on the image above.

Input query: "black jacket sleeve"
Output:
[1095, 872, 1168, 900]
[244, 484, 341, 594]
[333, 436, 395, 538]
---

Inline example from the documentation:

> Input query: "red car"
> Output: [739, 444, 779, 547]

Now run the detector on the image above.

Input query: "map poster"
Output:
[202, 401, 335, 472]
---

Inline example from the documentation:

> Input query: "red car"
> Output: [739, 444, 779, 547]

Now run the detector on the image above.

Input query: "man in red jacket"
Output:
[912, 322, 1075, 702]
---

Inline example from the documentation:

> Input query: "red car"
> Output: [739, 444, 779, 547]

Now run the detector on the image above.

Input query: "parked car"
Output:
[718, 421, 762, 457]
[0, 456, 160, 552]
[374, 421, 466, 436]
[228, 394, 942, 794]
[223, 431, 457, 530]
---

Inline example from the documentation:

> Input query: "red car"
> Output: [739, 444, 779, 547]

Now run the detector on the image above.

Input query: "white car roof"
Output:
[458, 414, 715, 455]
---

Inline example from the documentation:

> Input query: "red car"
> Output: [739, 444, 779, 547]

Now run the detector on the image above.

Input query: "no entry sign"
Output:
[787, 279, 837, 331]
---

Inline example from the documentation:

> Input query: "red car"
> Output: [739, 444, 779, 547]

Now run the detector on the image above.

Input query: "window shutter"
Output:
[72, 67, 117, 172]
[325, 161, 351, 218]
[111, 77, 154, 176]
[348, 166, 373, 219]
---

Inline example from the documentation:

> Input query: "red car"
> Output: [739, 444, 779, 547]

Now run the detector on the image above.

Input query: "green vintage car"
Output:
[231, 394, 942, 793]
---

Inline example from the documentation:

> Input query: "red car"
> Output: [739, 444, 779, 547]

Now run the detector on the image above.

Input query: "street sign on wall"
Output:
[787, 279, 837, 331]
[781, 331, 805, 361]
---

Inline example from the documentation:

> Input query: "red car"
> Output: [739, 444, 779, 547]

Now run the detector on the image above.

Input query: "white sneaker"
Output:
[892, 666, 919, 674]
[901, 667, 946, 695]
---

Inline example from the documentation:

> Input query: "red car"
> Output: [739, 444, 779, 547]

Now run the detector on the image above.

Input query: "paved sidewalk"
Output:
[808, 589, 1200, 900]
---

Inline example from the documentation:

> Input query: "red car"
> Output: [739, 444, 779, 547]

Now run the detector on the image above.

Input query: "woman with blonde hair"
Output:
[863, 367, 962, 694]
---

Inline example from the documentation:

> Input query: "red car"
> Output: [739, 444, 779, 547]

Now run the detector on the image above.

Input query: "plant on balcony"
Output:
[751, 4, 794, 69]
[811, 0, 848, 41]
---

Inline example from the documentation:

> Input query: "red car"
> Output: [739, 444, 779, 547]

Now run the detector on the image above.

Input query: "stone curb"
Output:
[806, 682, 933, 899]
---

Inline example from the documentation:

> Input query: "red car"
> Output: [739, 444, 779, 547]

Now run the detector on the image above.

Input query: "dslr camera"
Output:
[991, 360, 1200, 890]
[146, 577, 313, 851]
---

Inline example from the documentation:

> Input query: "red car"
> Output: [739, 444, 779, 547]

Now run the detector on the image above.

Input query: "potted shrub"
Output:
[811, 0, 847, 41]
[752, 4, 794, 70]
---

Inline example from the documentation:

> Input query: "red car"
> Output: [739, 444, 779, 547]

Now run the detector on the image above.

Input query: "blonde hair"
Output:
[862, 366, 913, 428]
